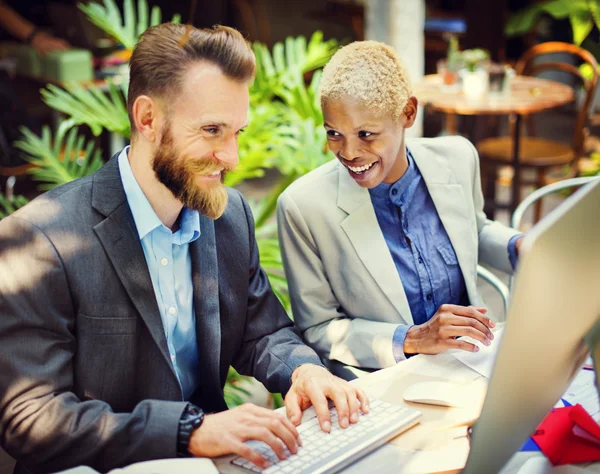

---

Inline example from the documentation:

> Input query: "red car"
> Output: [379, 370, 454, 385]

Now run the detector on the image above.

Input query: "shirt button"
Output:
[170, 353, 175, 361]
[391, 189, 398, 196]
[418, 257, 423, 264]
[160, 258, 169, 266]
[426, 294, 433, 301]
[168, 306, 177, 315]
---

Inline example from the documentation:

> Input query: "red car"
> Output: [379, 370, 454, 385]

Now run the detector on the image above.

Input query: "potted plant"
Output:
[460, 48, 490, 99]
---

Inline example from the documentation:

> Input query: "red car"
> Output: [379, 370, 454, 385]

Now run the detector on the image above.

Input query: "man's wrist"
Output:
[177, 403, 204, 457]
[291, 363, 326, 383]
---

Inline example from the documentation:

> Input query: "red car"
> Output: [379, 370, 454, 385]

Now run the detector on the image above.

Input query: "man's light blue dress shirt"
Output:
[368, 150, 520, 362]
[118, 147, 201, 399]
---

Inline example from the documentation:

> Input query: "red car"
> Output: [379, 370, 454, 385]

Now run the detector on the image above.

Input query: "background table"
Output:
[414, 75, 575, 213]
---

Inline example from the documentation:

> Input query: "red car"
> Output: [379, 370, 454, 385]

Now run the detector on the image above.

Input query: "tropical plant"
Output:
[223, 367, 252, 408]
[505, 0, 600, 79]
[0, 193, 28, 219]
[41, 81, 130, 138]
[505, 0, 599, 47]
[11, 0, 337, 408]
[14, 123, 104, 190]
[251, 32, 338, 104]
[581, 151, 600, 176]
[79, 0, 181, 50]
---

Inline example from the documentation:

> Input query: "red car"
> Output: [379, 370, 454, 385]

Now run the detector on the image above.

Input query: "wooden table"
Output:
[414, 74, 575, 213]
[215, 348, 600, 474]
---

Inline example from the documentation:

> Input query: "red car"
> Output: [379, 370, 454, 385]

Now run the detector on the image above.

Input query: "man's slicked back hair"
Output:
[127, 23, 256, 132]
[319, 41, 412, 121]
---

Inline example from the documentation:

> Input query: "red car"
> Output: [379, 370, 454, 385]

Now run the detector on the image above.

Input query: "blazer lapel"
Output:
[92, 155, 179, 386]
[409, 140, 478, 302]
[190, 216, 222, 401]
[337, 164, 414, 325]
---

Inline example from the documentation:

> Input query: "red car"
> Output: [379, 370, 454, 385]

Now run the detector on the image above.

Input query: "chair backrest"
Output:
[515, 42, 599, 157]
[477, 265, 510, 320]
[511, 176, 600, 230]
[509, 176, 600, 291]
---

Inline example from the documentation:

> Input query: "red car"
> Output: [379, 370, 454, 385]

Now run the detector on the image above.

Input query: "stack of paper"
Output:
[448, 327, 505, 379]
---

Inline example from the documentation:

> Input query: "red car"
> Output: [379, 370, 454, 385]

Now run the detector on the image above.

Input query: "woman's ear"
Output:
[403, 96, 419, 128]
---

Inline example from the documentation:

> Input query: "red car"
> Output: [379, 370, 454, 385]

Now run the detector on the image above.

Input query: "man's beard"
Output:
[152, 126, 230, 220]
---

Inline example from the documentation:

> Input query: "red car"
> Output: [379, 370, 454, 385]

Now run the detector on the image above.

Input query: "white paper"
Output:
[448, 327, 505, 379]
[562, 369, 600, 422]
[402, 351, 482, 382]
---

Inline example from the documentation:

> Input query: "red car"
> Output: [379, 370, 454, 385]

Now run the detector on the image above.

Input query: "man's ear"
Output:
[403, 96, 419, 128]
[131, 95, 159, 143]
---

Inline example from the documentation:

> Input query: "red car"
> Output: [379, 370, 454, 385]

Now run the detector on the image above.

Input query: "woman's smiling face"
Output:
[323, 96, 417, 188]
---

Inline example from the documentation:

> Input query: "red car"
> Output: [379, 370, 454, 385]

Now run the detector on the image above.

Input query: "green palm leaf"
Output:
[14, 122, 104, 190]
[0, 194, 29, 219]
[251, 32, 338, 105]
[224, 102, 290, 187]
[41, 80, 130, 138]
[79, 0, 181, 50]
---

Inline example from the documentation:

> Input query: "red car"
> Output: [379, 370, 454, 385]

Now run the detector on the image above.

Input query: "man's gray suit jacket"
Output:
[0, 154, 321, 474]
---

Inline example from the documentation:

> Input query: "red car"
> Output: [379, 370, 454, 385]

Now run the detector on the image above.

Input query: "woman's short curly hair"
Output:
[319, 40, 413, 121]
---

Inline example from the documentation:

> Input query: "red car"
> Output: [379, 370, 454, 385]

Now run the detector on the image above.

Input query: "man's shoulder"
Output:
[223, 187, 246, 216]
[6, 174, 96, 231]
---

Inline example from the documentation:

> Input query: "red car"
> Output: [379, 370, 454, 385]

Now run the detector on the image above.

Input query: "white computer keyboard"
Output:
[231, 398, 421, 474]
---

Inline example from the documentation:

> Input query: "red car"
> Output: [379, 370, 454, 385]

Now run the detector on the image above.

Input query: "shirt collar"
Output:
[118, 147, 200, 244]
[369, 148, 417, 203]
[174, 207, 201, 245]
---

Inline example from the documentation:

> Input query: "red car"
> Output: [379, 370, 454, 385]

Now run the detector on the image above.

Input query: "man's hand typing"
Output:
[285, 364, 370, 433]
[188, 403, 300, 470]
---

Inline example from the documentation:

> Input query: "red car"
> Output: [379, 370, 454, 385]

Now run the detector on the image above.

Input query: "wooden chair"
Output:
[508, 175, 599, 291]
[477, 42, 599, 222]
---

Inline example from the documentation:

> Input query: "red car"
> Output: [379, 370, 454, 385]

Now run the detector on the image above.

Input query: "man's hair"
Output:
[127, 23, 256, 133]
[319, 41, 412, 121]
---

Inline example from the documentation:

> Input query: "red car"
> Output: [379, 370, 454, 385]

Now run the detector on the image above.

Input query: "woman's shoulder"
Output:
[408, 136, 476, 160]
[280, 159, 341, 201]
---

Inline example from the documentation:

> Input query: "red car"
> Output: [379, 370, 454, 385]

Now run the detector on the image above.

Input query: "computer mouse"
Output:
[402, 381, 470, 407]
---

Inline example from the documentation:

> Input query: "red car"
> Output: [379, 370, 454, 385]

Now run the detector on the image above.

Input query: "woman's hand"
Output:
[403, 305, 495, 355]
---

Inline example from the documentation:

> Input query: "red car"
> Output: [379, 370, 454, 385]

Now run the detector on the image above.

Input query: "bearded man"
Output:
[0, 24, 367, 474]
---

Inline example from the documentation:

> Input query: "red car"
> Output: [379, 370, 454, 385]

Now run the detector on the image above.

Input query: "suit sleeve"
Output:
[277, 192, 399, 370]
[465, 138, 521, 274]
[0, 215, 186, 474]
[230, 193, 323, 395]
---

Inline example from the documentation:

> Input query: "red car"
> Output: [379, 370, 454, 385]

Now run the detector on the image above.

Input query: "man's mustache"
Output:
[184, 158, 237, 175]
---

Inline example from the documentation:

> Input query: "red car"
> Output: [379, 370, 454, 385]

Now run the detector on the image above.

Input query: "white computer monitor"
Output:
[464, 179, 600, 474]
